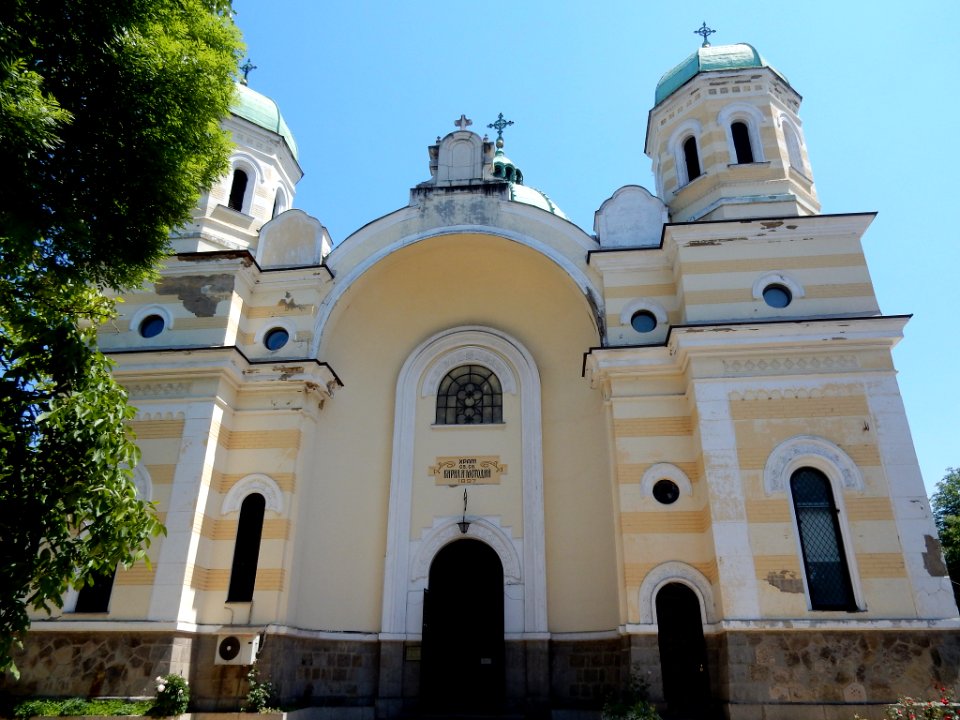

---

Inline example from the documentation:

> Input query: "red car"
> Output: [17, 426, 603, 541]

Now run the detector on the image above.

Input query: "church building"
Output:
[7, 38, 959, 720]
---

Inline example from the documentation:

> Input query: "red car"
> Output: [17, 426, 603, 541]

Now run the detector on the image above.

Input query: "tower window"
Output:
[682, 137, 701, 183]
[227, 493, 266, 602]
[791, 467, 856, 611]
[435, 365, 503, 425]
[762, 283, 792, 308]
[228, 169, 248, 212]
[731, 121, 754, 164]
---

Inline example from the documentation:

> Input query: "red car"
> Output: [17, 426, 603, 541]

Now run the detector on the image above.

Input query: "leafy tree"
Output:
[931, 468, 960, 605]
[0, 0, 243, 674]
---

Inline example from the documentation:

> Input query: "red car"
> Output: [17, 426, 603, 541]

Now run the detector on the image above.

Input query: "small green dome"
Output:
[654, 43, 788, 106]
[231, 83, 299, 160]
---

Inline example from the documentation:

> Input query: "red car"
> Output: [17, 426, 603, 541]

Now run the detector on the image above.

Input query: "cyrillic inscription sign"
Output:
[429, 456, 506, 485]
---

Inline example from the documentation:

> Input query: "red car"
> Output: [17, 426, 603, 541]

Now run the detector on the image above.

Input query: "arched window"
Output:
[731, 121, 754, 164]
[227, 493, 266, 602]
[74, 567, 117, 613]
[782, 120, 805, 173]
[682, 137, 701, 183]
[790, 467, 856, 611]
[435, 365, 503, 425]
[228, 169, 248, 212]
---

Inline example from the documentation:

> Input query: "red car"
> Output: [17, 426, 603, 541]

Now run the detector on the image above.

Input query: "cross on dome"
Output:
[694, 22, 716, 47]
[487, 113, 514, 141]
[454, 114, 472, 130]
[239, 58, 257, 85]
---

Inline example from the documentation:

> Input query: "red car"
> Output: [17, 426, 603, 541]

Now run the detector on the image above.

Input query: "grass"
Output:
[12, 697, 154, 718]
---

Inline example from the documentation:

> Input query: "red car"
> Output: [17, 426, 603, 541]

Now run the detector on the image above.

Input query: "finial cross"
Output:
[487, 113, 514, 140]
[454, 114, 473, 130]
[694, 22, 716, 48]
[239, 58, 258, 85]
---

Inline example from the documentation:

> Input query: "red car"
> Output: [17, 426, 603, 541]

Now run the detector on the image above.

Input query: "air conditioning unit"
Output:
[214, 634, 260, 665]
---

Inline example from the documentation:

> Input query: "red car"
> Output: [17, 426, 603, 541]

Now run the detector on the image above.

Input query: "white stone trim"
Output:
[253, 319, 296, 351]
[128, 304, 174, 334]
[221, 473, 284, 515]
[618, 299, 668, 329]
[421, 346, 517, 396]
[718, 103, 766, 163]
[314, 224, 603, 355]
[640, 463, 692, 500]
[752, 271, 805, 303]
[763, 435, 863, 495]
[667, 119, 703, 187]
[412, 518, 521, 583]
[779, 114, 807, 174]
[638, 561, 717, 624]
[132, 465, 153, 503]
[381, 326, 547, 638]
[763, 434, 866, 611]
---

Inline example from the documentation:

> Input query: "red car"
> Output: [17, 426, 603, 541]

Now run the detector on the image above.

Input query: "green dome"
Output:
[654, 43, 788, 106]
[231, 83, 299, 160]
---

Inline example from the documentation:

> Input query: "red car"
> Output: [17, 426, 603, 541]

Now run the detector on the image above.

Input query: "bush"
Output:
[602, 668, 662, 720]
[857, 687, 958, 720]
[244, 665, 277, 713]
[150, 674, 189, 717]
[12, 697, 153, 717]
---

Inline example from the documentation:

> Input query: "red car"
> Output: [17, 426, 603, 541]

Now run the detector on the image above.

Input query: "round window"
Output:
[762, 284, 792, 309]
[630, 310, 657, 334]
[139, 314, 165, 338]
[653, 479, 680, 505]
[264, 327, 289, 351]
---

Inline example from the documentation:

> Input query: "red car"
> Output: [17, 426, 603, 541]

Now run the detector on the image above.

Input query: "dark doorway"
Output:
[421, 539, 504, 712]
[656, 583, 712, 718]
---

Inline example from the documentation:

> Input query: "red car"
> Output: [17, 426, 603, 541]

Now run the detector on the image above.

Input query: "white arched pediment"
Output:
[637, 561, 717, 625]
[315, 203, 603, 356]
[421, 345, 517, 396]
[412, 520, 522, 584]
[221, 473, 284, 515]
[763, 435, 864, 495]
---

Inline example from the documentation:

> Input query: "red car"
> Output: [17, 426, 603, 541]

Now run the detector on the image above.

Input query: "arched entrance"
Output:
[421, 539, 504, 712]
[656, 583, 712, 717]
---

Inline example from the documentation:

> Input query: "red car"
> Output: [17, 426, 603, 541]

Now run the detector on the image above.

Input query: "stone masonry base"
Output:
[2, 627, 957, 719]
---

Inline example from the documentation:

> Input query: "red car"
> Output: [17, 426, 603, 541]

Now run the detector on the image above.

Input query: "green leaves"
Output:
[931, 468, 960, 604]
[0, 0, 241, 675]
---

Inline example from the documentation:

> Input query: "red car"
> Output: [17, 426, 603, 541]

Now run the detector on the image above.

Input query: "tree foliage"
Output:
[931, 468, 960, 604]
[0, 0, 243, 674]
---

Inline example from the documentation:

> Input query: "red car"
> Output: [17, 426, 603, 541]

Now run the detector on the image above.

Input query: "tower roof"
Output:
[231, 82, 299, 160]
[654, 43, 788, 106]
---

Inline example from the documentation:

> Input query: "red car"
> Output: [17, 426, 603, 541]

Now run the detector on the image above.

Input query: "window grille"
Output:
[435, 365, 503, 425]
[791, 467, 856, 610]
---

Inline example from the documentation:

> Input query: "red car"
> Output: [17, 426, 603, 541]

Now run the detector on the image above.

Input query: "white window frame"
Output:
[718, 103, 766, 164]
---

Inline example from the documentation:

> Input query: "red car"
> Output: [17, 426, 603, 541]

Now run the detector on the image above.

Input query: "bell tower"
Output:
[644, 32, 819, 222]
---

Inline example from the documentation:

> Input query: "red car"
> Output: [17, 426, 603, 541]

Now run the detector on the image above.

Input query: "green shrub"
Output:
[244, 665, 277, 713]
[150, 674, 189, 717]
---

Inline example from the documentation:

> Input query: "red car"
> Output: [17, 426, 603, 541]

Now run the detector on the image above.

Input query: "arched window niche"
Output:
[226, 493, 266, 602]
[763, 435, 865, 611]
[435, 364, 503, 425]
[666, 119, 704, 189]
[682, 137, 702, 183]
[718, 104, 766, 165]
[228, 168, 248, 211]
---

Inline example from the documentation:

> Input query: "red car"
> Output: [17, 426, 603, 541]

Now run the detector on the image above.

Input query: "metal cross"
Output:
[454, 114, 472, 130]
[239, 58, 258, 85]
[487, 113, 514, 140]
[694, 22, 716, 48]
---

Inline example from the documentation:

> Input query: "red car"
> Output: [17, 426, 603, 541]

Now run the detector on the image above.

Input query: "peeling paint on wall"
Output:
[923, 535, 949, 577]
[156, 274, 235, 317]
[766, 570, 804, 593]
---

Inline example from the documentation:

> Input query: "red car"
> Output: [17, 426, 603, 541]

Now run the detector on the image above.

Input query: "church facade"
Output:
[7, 41, 959, 719]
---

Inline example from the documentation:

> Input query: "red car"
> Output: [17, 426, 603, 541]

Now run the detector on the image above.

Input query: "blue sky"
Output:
[231, 1, 958, 495]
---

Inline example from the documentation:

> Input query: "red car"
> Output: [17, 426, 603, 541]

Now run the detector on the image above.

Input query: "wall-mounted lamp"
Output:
[457, 487, 470, 534]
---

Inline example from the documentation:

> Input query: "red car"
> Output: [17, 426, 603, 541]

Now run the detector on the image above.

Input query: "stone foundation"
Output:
[2, 627, 957, 719]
